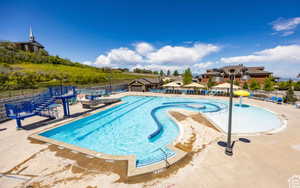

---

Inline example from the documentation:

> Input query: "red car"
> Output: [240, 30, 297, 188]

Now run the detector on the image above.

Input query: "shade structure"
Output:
[212, 83, 240, 89]
[233, 90, 250, 107]
[183, 82, 205, 88]
[162, 81, 183, 88]
[234, 90, 250, 97]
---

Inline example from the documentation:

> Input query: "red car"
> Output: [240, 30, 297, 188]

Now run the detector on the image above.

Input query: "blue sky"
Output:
[1, 0, 300, 77]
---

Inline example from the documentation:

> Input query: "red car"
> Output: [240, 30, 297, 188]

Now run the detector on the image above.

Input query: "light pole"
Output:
[225, 69, 235, 156]
[225, 69, 250, 156]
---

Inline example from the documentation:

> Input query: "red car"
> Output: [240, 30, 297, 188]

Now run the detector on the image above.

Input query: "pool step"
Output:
[136, 147, 175, 167]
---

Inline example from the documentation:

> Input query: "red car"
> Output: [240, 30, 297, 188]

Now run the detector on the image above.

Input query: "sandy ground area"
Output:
[0, 92, 300, 188]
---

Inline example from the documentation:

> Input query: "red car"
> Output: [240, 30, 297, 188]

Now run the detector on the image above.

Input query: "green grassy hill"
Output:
[0, 42, 156, 92]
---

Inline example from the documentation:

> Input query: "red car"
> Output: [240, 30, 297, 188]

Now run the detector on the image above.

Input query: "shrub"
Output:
[249, 79, 260, 90]
[263, 77, 274, 91]
[183, 68, 193, 85]
[242, 82, 248, 89]
[284, 87, 297, 103]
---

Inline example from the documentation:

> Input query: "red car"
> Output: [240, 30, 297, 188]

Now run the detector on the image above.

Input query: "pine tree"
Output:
[263, 77, 274, 91]
[167, 70, 171, 76]
[242, 82, 248, 89]
[183, 68, 193, 85]
[285, 87, 297, 103]
[173, 70, 179, 76]
[159, 70, 164, 76]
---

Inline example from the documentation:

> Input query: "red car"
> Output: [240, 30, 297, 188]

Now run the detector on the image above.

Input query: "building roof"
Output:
[16, 41, 44, 48]
[212, 83, 240, 89]
[13, 26, 45, 49]
[128, 77, 162, 85]
[162, 81, 183, 88]
[204, 71, 221, 76]
[183, 82, 205, 88]
[142, 77, 161, 84]
[202, 64, 272, 77]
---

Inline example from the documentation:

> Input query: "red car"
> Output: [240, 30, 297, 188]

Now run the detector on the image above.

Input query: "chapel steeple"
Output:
[29, 25, 35, 42]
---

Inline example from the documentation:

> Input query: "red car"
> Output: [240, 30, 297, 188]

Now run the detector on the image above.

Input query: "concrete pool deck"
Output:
[0, 92, 300, 187]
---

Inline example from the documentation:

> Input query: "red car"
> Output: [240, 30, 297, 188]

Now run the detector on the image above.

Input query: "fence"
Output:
[0, 93, 42, 122]
[86, 83, 128, 92]
[251, 90, 300, 100]
[0, 83, 129, 122]
[0, 88, 46, 100]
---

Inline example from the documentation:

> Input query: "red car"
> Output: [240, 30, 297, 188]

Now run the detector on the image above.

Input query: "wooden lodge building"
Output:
[199, 64, 272, 84]
[128, 78, 163, 92]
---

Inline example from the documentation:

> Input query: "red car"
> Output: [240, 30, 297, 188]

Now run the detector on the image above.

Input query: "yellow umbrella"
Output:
[234, 90, 250, 97]
[234, 90, 250, 107]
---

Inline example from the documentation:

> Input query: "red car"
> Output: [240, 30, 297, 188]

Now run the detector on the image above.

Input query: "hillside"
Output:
[0, 42, 156, 91]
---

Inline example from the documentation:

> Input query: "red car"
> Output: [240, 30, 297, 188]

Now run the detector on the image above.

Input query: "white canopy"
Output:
[212, 83, 240, 89]
[163, 81, 183, 88]
[183, 82, 206, 88]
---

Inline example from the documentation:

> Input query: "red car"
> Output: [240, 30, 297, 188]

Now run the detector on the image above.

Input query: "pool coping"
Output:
[29, 98, 188, 177]
[29, 92, 287, 177]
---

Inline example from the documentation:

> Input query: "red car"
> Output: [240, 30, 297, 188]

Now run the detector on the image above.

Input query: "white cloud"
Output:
[271, 17, 300, 36]
[132, 64, 182, 72]
[134, 42, 154, 55]
[147, 43, 219, 64]
[220, 45, 300, 64]
[94, 47, 143, 67]
[193, 61, 214, 69]
[82, 61, 93, 65]
[87, 42, 220, 71]
[282, 31, 295, 36]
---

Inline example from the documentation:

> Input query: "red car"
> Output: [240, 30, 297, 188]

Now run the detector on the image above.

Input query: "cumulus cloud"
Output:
[134, 42, 154, 55]
[193, 61, 214, 69]
[94, 47, 143, 67]
[147, 44, 219, 65]
[271, 17, 300, 36]
[87, 42, 220, 71]
[220, 45, 300, 64]
[132, 64, 182, 72]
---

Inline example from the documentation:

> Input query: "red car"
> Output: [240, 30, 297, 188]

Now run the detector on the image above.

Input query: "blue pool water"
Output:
[40, 96, 282, 167]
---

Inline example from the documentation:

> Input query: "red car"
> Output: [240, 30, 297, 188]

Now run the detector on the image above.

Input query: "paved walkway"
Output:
[0, 92, 299, 187]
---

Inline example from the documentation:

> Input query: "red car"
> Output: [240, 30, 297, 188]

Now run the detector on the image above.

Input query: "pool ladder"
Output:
[159, 148, 170, 168]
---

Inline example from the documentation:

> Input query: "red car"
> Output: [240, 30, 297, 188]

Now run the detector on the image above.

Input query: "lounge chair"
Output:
[276, 97, 283, 104]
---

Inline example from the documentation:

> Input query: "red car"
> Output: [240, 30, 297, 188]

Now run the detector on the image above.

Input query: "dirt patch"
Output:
[175, 132, 196, 152]
[190, 113, 220, 132]
[28, 137, 46, 145]
[169, 111, 188, 121]
[47, 145, 128, 181]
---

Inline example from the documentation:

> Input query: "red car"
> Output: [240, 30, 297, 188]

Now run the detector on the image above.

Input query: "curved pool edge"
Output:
[228, 103, 288, 136]
[29, 131, 188, 177]
[166, 102, 287, 137]
[28, 94, 288, 178]
[28, 100, 189, 177]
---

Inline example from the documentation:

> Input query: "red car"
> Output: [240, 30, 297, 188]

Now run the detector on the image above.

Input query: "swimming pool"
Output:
[40, 95, 283, 167]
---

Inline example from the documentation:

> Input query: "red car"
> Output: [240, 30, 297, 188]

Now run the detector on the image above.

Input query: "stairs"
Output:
[136, 147, 175, 167]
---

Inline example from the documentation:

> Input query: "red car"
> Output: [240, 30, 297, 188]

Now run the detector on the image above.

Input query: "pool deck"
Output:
[0, 92, 300, 187]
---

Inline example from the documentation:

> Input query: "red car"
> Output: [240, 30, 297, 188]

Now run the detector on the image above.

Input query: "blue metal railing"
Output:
[5, 86, 77, 129]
